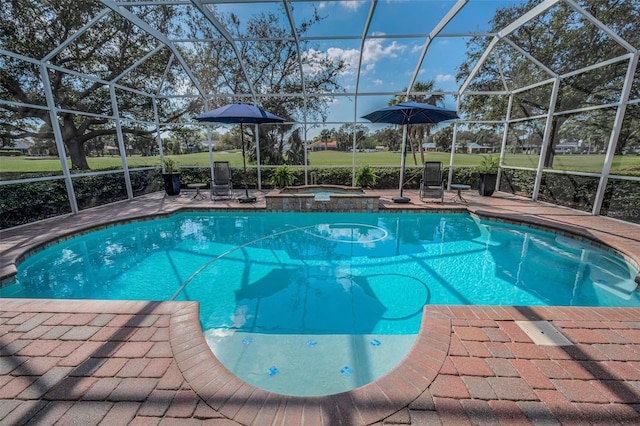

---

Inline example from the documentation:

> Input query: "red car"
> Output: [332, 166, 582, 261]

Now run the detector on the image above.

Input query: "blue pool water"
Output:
[2, 212, 639, 395]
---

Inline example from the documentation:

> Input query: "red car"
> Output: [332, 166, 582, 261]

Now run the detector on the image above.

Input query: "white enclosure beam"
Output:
[497, 93, 514, 191]
[592, 53, 639, 215]
[43, 9, 111, 62]
[352, 0, 378, 186]
[283, 0, 309, 183]
[113, 46, 165, 84]
[406, 0, 469, 98]
[459, 0, 560, 95]
[447, 96, 462, 188]
[39, 63, 78, 214]
[110, 86, 134, 199]
[190, 0, 257, 100]
[563, 0, 637, 54]
[100, 0, 207, 98]
[502, 38, 557, 78]
[532, 78, 561, 201]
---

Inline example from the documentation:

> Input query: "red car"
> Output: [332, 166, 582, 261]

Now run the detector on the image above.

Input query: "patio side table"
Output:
[450, 184, 471, 203]
[187, 183, 207, 200]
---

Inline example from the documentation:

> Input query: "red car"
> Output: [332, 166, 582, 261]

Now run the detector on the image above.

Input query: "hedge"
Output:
[1, 165, 638, 229]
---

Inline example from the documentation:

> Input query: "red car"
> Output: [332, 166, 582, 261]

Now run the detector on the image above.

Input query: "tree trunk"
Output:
[409, 139, 418, 165]
[66, 139, 90, 170]
[543, 117, 565, 168]
[418, 127, 426, 165]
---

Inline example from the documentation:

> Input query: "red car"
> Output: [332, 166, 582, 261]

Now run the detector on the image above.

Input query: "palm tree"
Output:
[389, 81, 444, 165]
[319, 128, 334, 151]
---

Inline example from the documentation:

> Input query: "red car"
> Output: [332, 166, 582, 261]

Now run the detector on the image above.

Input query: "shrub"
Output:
[354, 165, 377, 188]
[270, 165, 295, 188]
[477, 155, 499, 173]
[163, 158, 179, 173]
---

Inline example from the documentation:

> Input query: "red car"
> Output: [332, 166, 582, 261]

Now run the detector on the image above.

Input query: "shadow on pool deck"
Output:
[1, 189, 640, 424]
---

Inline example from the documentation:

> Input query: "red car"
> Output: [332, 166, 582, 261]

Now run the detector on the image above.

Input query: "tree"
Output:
[130, 135, 157, 157]
[334, 124, 369, 152]
[218, 128, 242, 151]
[285, 128, 306, 165]
[370, 127, 402, 151]
[388, 81, 445, 165]
[0, 0, 198, 170]
[456, 131, 476, 149]
[188, 8, 346, 166]
[475, 129, 502, 150]
[169, 126, 202, 154]
[85, 136, 107, 157]
[432, 126, 453, 152]
[457, 0, 640, 165]
[319, 129, 335, 150]
[1, 1, 345, 170]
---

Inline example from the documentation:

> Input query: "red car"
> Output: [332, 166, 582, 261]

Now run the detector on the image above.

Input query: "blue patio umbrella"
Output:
[362, 102, 458, 203]
[196, 103, 285, 203]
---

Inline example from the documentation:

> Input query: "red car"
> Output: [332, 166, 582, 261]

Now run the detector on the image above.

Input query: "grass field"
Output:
[1, 151, 640, 175]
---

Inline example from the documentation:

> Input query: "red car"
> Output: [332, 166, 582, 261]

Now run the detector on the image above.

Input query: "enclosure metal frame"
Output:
[0, 0, 638, 226]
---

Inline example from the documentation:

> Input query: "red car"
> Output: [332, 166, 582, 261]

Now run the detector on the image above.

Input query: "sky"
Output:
[214, 0, 530, 137]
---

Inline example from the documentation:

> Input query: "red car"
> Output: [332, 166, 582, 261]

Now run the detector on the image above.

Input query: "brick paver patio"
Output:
[1, 189, 639, 424]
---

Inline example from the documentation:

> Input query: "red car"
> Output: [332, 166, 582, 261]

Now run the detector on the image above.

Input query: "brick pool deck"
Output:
[1, 189, 640, 425]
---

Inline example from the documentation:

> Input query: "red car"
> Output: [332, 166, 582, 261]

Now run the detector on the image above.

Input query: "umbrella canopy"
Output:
[195, 103, 284, 203]
[361, 101, 458, 125]
[362, 102, 458, 203]
[195, 102, 285, 125]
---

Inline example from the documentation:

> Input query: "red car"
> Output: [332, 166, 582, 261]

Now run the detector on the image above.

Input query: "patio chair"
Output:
[211, 161, 233, 200]
[419, 161, 444, 203]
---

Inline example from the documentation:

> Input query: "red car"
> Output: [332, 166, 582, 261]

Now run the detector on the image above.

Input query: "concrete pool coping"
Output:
[1, 189, 640, 424]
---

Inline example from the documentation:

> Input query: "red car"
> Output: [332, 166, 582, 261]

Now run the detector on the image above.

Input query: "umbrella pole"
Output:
[238, 123, 256, 203]
[393, 124, 410, 203]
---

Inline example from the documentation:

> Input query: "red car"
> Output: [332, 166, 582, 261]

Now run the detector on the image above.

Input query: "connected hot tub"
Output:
[265, 185, 380, 212]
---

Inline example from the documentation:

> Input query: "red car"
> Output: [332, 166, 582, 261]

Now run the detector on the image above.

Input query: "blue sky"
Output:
[215, 0, 528, 135]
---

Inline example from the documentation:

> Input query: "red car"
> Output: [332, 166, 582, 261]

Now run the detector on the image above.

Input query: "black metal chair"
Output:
[211, 161, 233, 200]
[419, 161, 444, 203]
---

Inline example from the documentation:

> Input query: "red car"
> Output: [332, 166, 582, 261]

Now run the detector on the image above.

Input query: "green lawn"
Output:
[1, 151, 639, 175]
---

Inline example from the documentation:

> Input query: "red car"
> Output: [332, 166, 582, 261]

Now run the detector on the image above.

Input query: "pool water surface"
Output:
[2, 212, 638, 395]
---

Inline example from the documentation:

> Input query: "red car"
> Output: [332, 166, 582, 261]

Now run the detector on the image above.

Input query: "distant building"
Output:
[467, 142, 492, 154]
[0, 139, 33, 154]
[307, 140, 337, 151]
[105, 145, 120, 155]
[422, 142, 438, 152]
[556, 140, 586, 154]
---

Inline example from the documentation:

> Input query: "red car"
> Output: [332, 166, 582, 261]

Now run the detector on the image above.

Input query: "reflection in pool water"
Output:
[3, 212, 638, 395]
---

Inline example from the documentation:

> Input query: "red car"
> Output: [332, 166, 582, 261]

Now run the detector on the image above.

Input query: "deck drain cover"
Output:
[515, 321, 573, 346]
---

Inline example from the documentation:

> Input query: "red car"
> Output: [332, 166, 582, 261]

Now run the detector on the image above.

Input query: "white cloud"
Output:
[301, 49, 328, 76]
[327, 46, 360, 70]
[435, 74, 455, 83]
[319, 1, 365, 11]
[341, 1, 366, 11]
[361, 39, 405, 70]
[372, 79, 383, 85]
[302, 38, 406, 79]
[411, 44, 423, 54]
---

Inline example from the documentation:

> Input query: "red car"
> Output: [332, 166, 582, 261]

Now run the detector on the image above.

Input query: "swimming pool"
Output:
[2, 212, 638, 395]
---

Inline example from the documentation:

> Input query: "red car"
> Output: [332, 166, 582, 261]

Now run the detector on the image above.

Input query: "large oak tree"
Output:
[0, 0, 345, 169]
[457, 0, 639, 166]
